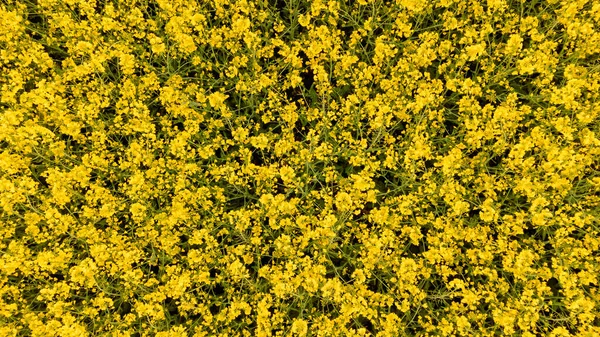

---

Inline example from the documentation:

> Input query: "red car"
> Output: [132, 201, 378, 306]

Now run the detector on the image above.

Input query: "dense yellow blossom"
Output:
[1, 0, 600, 336]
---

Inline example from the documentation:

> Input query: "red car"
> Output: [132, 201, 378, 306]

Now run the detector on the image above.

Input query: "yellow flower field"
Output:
[1, 0, 600, 336]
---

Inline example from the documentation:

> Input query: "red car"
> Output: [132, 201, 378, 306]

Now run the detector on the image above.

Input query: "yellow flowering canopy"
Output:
[1, 0, 600, 336]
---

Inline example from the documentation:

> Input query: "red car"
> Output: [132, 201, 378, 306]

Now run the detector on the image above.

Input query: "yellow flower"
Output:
[291, 319, 308, 336]
[298, 14, 311, 27]
[250, 134, 269, 150]
[465, 42, 487, 61]
[335, 192, 353, 213]
[208, 91, 229, 110]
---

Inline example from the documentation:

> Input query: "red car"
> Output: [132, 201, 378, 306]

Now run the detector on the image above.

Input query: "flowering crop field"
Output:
[2, 0, 600, 336]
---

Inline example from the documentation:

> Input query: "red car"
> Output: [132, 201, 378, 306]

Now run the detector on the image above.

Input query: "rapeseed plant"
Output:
[1, 0, 600, 336]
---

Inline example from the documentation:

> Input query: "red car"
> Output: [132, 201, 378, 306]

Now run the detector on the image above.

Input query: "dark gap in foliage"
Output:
[185, 312, 202, 322]
[326, 250, 354, 284]
[339, 24, 354, 40]
[372, 26, 384, 38]
[474, 191, 486, 204]
[69, 4, 88, 21]
[502, 272, 516, 290]
[547, 277, 561, 297]
[293, 120, 307, 143]
[114, 134, 132, 148]
[522, 224, 537, 238]
[26, 11, 48, 42]
[372, 176, 390, 194]
[491, 252, 504, 272]
[247, 248, 274, 279]
[466, 207, 479, 220]
[143, 1, 160, 20]
[272, 46, 281, 58]
[210, 68, 222, 81]
[117, 301, 132, 316]
[419, 225, 430, 239]
[80, 125, 93, 137]
[542, 242, 555, 260]
[491, 29, 509, 46]
[225, 193, 252, 211]
[172, 120, 185, 132]
[507, 191, 529, 210]
[486, 153, 503, 168]
[242, 319, 258, 331]
[284, 87, 304, 103]
[29, 296, 48, 313]
[441, 84, 460, 108]
[164, 297, 181, 318]
[35, 168, 50, 189]
[476, 96, 493, 108]
[301, 68, 315, 94]
[147, 262, 160, 277]
[314, 296, 339, 318]
[43, 44, 69, 66]
[389, 122, 407, 140]
[178, 234, 190, 251]
[105, 57, 122, 80]
[217, 123, 233, 141]
[484, 315, 496, 328]
[100, 106, 117, 119]
[187, 69, 199, 79]
[210, 282, 225, 297]
[467, 148, 482, 160]
[555, 40, 569, 61]
[269, 0, 287, 12]
[362, 202, 375, 217]
[250, 149, 265, 166]
[274, 177, 286, 195]
[115, 214, 129, 232]
[424, 63, 441, 79]
[287, 306, 301, 319]
[464, 61, 481, 79]
[260, 254, 273, 268]
[331, 83, 353, 101]
[23, 79, 37, 92]
[264, 121, 282, 135]
[442, 118, 458, 136]
[349, 315, 376, 334]
[92, 0, 107, 15]
[27, 11, 46, 26]
[81, 317, 95, 329]
[334, 158, 352, 179]
[209, 303, 221, 315]
[48, 272, 65, 282]
[208, 267, 220, 279]
[58, 134, 79, 152]
[514, 123, 532, 136]
[366, 272, 388, 293]
[311, 197, 326, 212]
[566, 324, 578, 335]
[297, 50, 313, 85]
[93, 219, 108, 231]
[408, 243, 422, 255]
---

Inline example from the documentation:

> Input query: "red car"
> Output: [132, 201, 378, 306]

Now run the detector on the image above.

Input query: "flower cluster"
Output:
[1, 0, 600, 336]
